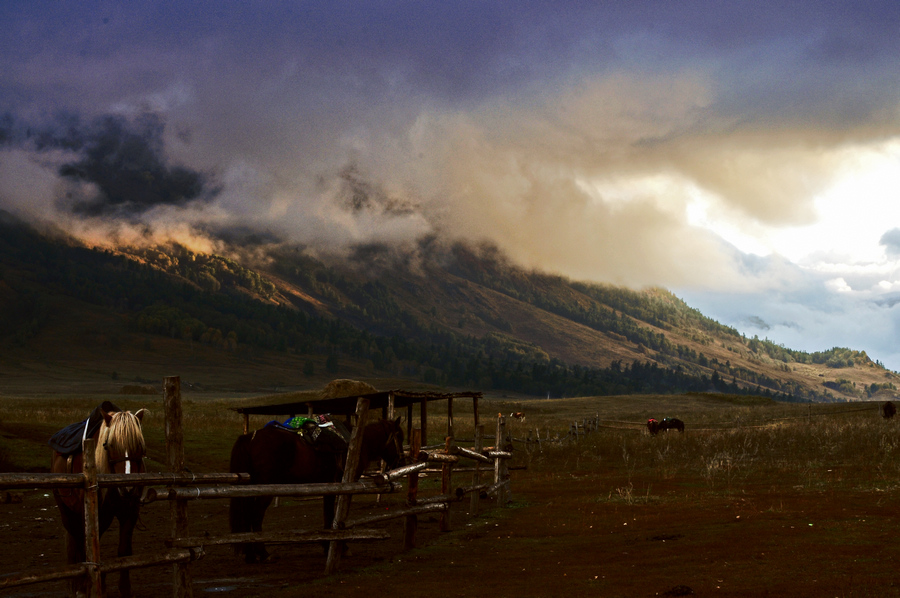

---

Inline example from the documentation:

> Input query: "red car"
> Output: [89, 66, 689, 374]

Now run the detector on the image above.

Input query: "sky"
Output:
[2, 2, 900, 368]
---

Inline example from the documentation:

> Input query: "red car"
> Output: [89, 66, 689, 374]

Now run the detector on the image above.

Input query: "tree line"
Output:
[0, 218, 850, 401]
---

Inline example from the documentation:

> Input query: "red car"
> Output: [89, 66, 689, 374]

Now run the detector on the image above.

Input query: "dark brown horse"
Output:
[229, 416, 405, 563]
[647, 417, 685, 435]
[50, 402, 147, 598]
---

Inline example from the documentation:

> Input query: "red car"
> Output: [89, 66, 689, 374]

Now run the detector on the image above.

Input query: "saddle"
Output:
[267, 414, 350, 454]
[48, 400, 121, 456]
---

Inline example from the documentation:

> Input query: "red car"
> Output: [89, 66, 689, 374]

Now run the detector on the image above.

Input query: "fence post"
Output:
[494, 414, 509, 505]
[447, 397, 454, 440]
[440, 436, 452, 532]
[470, 424, 484, 514]
[165, 376, 192, 598]
[82, 438, 103, 598]
[404, 428, 422, 550]
[325, 397, 370, 575]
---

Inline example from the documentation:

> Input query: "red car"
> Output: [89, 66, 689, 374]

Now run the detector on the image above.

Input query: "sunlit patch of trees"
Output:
[0, 219, 871, 402]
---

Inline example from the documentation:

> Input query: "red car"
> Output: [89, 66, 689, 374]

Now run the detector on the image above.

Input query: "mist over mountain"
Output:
[0, 211, 895, 402]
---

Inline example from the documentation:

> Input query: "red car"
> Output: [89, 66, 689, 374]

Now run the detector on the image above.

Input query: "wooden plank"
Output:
[419, 451, 459, 464]
[99, 549, 199, 573]
[384, 461, 428, 481]
[0, 473, 83, 489]
[165, 480, 397, 500]
[404, 428, 422, 551]
[421, 399, 428, 450]
[494, 414, 505, 504]
[447, 397, 454, 439]
[450, 444, 492, 463]
[458, 483, 491, 499]
[169, 528, 389, 549]
[440, 436, 452, 532]
[325, 396, 369, 575]
[348, 502, 447, 529]
[0, 472, 253, 491]
[417, 493, 455, 505]
[485, 479, 510, 498]
[82, 438, 103, 598]
[0, 563, 88, 589]
[470, 424, 484, 514]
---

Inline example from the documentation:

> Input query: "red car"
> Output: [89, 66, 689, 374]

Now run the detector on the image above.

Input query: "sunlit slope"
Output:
[0, 215, 895, 401]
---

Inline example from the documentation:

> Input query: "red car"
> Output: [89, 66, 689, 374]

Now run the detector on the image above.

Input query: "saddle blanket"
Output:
[48, 401, 121, 455]
[266, 414, 350, 452]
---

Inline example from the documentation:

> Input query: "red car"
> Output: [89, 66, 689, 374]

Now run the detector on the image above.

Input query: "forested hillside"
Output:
[0, 213, 895, 401]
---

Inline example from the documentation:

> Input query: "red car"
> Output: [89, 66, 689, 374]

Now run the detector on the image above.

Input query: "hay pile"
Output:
[321, 379, 377, 398]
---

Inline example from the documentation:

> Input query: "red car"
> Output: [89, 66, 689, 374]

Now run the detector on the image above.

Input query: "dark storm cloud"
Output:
[58, 113, 213, 217]
[2, 111, 216, 218]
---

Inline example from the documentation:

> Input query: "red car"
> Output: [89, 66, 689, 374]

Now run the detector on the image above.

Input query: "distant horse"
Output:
[647, 417, 685, 435]
[882, 401, 896, 419]
[50, 402, 147, 598]
[229, 416, 405, 564]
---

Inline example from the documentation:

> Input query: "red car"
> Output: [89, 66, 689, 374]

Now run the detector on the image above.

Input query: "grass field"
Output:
[3, 391, 899, 597]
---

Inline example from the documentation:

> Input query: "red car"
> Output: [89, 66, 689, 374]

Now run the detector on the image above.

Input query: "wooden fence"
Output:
[0, 377, 513, 597]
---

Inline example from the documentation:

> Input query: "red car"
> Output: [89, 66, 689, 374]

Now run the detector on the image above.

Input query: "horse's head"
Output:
[372, 416, 405, 470]
[98, 408, 148, 477]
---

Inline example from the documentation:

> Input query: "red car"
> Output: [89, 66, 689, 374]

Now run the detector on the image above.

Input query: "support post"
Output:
[165, 376, 192, 598]
[420, 399, 428, 448]
[404, 428, 422, 550]
[82, 438, 103, 598]
[406, 403, 413, 441]
[325, 397, 370, 575]
[494, 414, 509, 505]
[470, 424, 484, 514]
[446, 397, 454, 440]
[440, 436, 452, 532]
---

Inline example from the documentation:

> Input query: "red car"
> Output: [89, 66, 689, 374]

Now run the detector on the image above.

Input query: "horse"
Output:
[49, 402, 147, 598]
[659, 417, 685, 433]
[647, 417, 685, 435]
[882, 401, 896, 419]
[229, 416, 405, 564]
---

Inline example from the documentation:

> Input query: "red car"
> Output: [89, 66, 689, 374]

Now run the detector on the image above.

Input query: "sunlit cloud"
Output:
[3, 2, 900, 367]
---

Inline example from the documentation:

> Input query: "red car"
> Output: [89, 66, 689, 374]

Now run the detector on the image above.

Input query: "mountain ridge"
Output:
[0, 215, 896, 402]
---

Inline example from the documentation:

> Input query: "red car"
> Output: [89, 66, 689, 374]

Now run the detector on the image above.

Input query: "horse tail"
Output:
[228, 434, 254, 546]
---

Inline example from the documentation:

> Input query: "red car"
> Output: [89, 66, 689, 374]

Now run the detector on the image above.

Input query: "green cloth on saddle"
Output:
[281, 414, 350, 454]
[285, 416, 316, 429]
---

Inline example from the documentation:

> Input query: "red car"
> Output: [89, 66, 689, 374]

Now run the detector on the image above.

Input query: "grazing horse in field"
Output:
[882, 401, 896, 419]
[229, 416, 405, 564]
[49, 402, 147, 598]
[647, 417, 685, 435]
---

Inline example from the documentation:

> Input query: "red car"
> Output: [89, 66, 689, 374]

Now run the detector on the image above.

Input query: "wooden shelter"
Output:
[232, 380, 483, 445]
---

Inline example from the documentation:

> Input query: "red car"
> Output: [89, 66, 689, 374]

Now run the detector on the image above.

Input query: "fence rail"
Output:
[0, 377, 515, 598]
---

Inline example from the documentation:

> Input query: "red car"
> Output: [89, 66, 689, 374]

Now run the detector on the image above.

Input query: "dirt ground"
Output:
[4, 464, 900, 598]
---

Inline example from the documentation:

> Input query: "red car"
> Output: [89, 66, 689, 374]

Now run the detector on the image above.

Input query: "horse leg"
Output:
[248, 496, 274, 563]
[64, 529, 88, 598]
[229, 496, 251, 561]
[116, 503, 140, 598]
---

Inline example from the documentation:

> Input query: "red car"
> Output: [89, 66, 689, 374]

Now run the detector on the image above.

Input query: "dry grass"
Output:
[0, 391, 892, 483]
[3, 391, 900, 597]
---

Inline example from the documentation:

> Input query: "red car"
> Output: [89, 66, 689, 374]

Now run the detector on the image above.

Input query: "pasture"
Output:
[2, 391, 900, 597]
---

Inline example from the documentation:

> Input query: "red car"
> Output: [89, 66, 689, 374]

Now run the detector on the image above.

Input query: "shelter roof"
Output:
[231, 386, 482, 417]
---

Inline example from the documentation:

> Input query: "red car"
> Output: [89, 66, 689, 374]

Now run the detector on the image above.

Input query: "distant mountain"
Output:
[0, 214, 896, 402]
